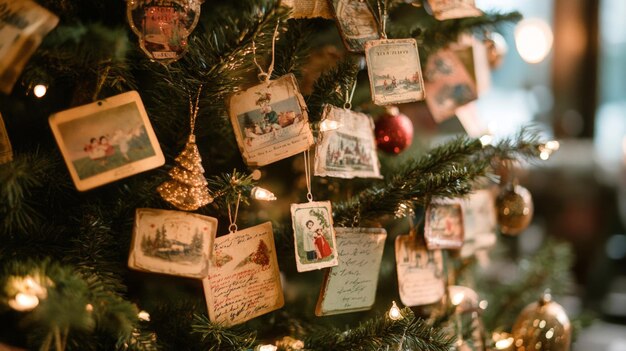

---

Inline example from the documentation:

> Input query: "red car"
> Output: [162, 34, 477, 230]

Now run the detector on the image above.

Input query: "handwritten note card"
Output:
[315, 228, 387, 316]
[202, 222, 284, 326]
[395, 235, 445, 306]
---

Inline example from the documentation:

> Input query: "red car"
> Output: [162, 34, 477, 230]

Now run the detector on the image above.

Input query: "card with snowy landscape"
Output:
[314, 104, 382, 179]
[364, 38, 425, 105]
[48, 91, 164, 191]
[128, 208, 218, 278]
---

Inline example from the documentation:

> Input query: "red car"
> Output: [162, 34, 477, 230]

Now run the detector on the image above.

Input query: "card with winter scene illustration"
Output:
[460, 189, 497, 257]
[395, 234, 446, 306]
[424, 197, 465, 250]
[202, 222, 284, 326]
[364, 38, 425, 105]
[315, 227, 387, 316]
[330, 0, 380, 52]
[0, 0, 59, 94]
[128, 208, 218, 278]
[229, 74, 314, 167]
[425, 0, 482, 21]
[314, 104, 382, 179]
[424, 48, 478, 123]
[48, 91, 165, 191]
[290, 201, 339, 272]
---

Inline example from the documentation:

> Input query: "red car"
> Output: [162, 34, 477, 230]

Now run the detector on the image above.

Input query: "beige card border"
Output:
[364, 38, 426, 106]
[315, 227, 387, 316]
[48, 91, 165, 191]
[290, 200, 339, 272]
[228, 74, 314, 167]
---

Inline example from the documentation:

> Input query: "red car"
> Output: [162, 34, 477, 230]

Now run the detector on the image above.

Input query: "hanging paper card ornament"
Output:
[0, 0, 59, 94]
[314, 104, 382, 179]
[329, 0, 380, 53]
[315, 228, 387, 316]
[424, 197, 464, 250]
[48, 91, 165, 191]
[290, 201, 339, 272]
[460, 189, 497, 257]
[395, 234, 445, 306]
[128, 208, 217, 278]
[424, 48, 478, 123]
[0, 113, 12, 164]
[425, 0, 482, 21]
[202, 222, 284, 326]
[229, 74, 314, 167]
[281, 0, 334, 19]
[126, 0, 201, 63]
[364, 38, 426, 105]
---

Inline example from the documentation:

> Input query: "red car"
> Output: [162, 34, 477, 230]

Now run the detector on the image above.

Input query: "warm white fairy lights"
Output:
[33, 84, 47, 98]
[255, 345, 277, 351]
[538, 140, 560, 160]
[138, 310, 151, 321]
[319, 119, 341, 132]
[251, 186, 277, 201]
[6, 274, 50, 312]
[388, 301, 403, 320]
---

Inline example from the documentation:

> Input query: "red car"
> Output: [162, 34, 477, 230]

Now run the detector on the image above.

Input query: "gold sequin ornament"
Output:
[511, 292, 571, 351]
[496, 183, 533, 236]
[157, 86, 213, 211]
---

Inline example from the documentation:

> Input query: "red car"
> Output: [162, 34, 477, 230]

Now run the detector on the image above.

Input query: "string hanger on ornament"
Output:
[343, 78, 357, 110]
[303, 148, 313, 202]
[227, 190, 242, 234]
[188, 84, 203, 142]
[377, 0, 389, 39]
[252, 20, 281, 84]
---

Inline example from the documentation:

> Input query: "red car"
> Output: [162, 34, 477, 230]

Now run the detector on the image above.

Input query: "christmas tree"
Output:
[0, 1, 580, 350]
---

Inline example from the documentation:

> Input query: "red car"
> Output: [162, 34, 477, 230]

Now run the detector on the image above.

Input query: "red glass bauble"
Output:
[374, 107, 414, 154]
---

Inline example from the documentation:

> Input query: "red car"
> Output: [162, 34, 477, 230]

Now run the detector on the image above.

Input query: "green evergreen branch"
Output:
[306, 58, 360, 124]
[304, 308, 454, 351]
[191, 314, 257, 351]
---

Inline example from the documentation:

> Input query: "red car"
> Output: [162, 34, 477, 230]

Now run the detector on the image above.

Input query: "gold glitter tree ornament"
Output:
[157, 86, 213, 211]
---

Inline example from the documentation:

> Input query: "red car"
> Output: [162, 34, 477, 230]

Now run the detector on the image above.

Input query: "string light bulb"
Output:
[8, 292, 39, 311]
[451, 292, 465, 306]
[33, 84, 47, 98]
[255, 345, 277, 351]
[538, 140, 560, 160]
[251, 186, 277, 201]
[515, 18, 553, 64]
[388, 301, 403, 320]
[319, 119, 341, 132]
[138, 310, 151, 321]
[493, 332, 514, 350]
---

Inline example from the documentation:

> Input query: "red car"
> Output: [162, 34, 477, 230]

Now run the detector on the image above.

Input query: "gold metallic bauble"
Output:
[510, 292, 571, 351]
[496, 184, 533, 236]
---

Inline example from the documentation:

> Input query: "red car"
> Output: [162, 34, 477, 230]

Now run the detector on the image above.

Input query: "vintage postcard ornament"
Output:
[229, 74, 314, 167]
[425, 0, 482, 21]
[329, 0, 380, 53]
[314, 104, 382, 179]
[128, 208, 218, 278]
[364, 38, 425, 105]
[282, 0, 334, 19]
[316, 227, 387, 316]
[290, 201, 339, 272]
[424, 197, 465, 250]
[49, 91, 165, 191]
[126, 0, 201, 63]
[395, 234, 446, 306]
[461, 189, 496, 257]
[202, 222, 284, 326]
[0, 0, 59, 94]
[0, 113, 12, 164]
[424, 48, 478, 123]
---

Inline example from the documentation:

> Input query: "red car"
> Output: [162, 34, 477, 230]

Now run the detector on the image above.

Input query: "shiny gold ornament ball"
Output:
[511, 293, 571, 351]
[496, 184, 533, 235]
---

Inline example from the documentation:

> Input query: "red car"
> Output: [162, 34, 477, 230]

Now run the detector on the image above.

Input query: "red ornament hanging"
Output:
[374, 107, 414, 154]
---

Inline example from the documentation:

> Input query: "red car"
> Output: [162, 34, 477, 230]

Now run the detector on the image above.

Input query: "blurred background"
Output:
[462, 0, 626, 349]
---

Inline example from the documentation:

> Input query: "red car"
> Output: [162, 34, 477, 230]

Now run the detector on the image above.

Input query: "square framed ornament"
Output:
[0, 112, 12, 164]
[202, 222, 284, 326]
[364, 38, 425, 105]
[424, 197, 465, 250]
[290, 201, 339, 272]
[395, 234, 446, 306]
[0, 0, 59, 94]
[228, 74, 314, 167]
[49, 91, 165, 191]
[315, 227, 387, 316]
[314, 104, 382, 179]
[425, 0, 482, 21]
[128, 208, 218, 278]
[424, 48, 478, 123]
[329, 0, 380, 53]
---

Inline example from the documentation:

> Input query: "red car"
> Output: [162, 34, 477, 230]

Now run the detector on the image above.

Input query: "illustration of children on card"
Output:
[291, 201, 339, 272]
[229, 74, 314, 167]
[424, 48, 478, 122]
[365, 39, 425, 105]
[331, 0, 380, 52]
[128, 208, 218, 278]
[424, 198, 464, 249]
